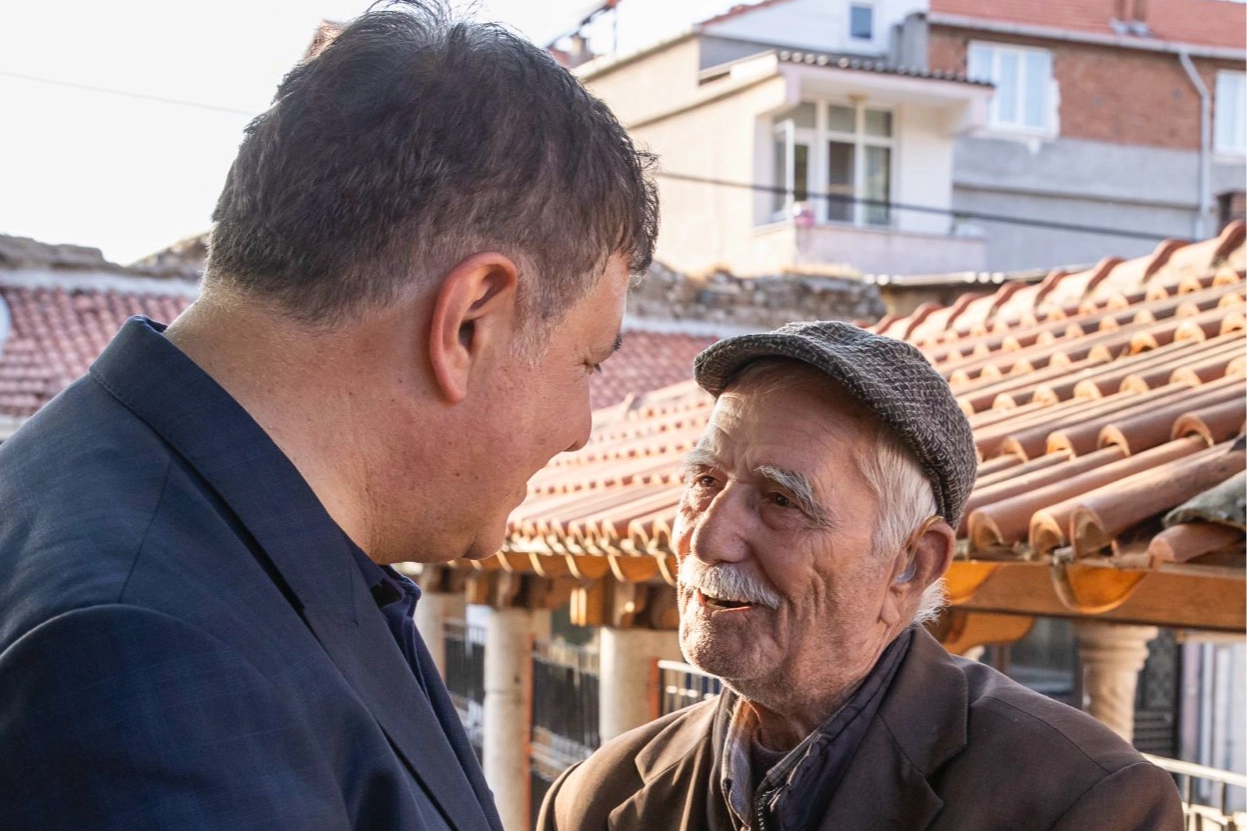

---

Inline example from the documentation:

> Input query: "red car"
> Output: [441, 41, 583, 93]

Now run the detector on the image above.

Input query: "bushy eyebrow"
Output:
[681, 446, 717, 480]
[680, 447, 834, 528]
[755, 464, 833, 527]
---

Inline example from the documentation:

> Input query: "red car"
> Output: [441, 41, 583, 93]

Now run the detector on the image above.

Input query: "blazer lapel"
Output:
[608, 697, 727, 831]
[91, 318, 494, 831]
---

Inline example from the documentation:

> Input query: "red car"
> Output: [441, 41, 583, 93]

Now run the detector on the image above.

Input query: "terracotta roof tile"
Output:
[0, 282, 195, 420]
[500, 224, 1247, 625]
[589, 331, 716, 411]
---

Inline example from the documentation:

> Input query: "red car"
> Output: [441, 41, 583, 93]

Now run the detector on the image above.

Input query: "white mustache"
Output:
[679, 559, 782, 610]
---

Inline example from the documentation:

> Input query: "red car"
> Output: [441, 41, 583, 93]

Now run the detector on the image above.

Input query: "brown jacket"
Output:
[538, 629, 1183, 831]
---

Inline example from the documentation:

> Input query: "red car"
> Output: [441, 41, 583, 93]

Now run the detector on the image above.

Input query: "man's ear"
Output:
[428, 253, 519, 403]
[881, 518, 956, 626]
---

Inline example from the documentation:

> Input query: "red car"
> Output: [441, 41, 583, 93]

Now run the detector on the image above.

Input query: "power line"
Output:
[656, 171, 1179, 243]
[0, 67, 1194, 245]
[0, 69, 257, 117]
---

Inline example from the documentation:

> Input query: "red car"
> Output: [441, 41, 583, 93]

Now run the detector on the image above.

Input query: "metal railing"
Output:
[1146, 754, 1247, 831]
[657, 659, 722, 717]
[530, 640, 601, 821]
[443, 619, 486, 756]
[531, 640, 600, 767]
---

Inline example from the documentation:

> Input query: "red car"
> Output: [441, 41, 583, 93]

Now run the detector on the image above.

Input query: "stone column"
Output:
[413, 590, 466, 678]
[599, 627, 683, 743]
[483, 606, 552, 831]
[1075, 621, 1159, 743]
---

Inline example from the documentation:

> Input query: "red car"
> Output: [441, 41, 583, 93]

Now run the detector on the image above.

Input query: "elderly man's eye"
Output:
[769, 492, 793, 508]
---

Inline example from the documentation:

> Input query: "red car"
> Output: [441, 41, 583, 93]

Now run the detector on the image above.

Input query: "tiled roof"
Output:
[776, 50, 991, 85]
[591, 330, 717, 411]
[0, 280, 194, 421]
[930, 0, 1246, 52]
[497, 221, 1247, 630]
[698, 0, 796, 28]
[0, 263, 711, 425]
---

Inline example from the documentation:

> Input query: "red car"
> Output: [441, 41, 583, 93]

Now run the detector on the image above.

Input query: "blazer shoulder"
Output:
[541, 697, 721, 831]
[0, 603, 351, 830]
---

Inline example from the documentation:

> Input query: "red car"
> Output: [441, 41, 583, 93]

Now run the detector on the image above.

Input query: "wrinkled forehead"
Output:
[698, 366, 884, 468]
[718, 358, 881, 432]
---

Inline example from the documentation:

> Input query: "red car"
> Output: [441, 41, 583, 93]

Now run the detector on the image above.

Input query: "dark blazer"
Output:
[539, 628, 1184, 831]
[0, 318, 503, 831]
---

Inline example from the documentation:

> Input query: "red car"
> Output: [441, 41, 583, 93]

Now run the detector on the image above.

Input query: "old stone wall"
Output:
[628, 262, 887, 331]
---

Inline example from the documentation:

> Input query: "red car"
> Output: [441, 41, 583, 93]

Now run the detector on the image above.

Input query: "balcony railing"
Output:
[443, 619, 485, 757]
[1146, 754, 1247, 831]
[532, 640, 600, 764]
[657, 659, 722, 717]
[531, 640, 601, 821]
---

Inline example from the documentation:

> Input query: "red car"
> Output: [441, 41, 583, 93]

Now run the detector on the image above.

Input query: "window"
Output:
[770, 100, 894, 227]
[967, 41, 1057, 135]
[771, 103, 815, 219]
[850, 4, 873, 40]
[1215, 71, 1245, 155]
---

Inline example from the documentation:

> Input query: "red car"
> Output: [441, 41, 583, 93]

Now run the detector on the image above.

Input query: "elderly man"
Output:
[539, 322, 1183, 831]
[0, 3, 656, 829]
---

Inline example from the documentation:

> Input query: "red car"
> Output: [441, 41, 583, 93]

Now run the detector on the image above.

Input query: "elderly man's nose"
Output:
[690, 492, 750, 564]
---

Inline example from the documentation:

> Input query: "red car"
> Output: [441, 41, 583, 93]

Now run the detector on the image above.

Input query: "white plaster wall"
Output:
[894, 103, 956, 236]
[703, 0, 929, 57]
[625, 76, 791, 274]
[797, 223, 986, 275]
[580, 37, 705, 127]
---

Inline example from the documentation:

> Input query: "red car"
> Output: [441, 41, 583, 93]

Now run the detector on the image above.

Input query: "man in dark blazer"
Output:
[539, 322, 1183, 831]
[0, 2, 657, 829]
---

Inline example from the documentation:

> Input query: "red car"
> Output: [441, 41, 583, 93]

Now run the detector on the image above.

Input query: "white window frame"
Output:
[769, 99, 896, 228]
[770, 117, 815, 222]
[967, 40, 1059, 138]
[1214, 70, 1246, 156]
[849, 3, 874, 41]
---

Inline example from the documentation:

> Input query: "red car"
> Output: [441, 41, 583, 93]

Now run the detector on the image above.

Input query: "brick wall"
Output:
[930, 26, 1243, 150]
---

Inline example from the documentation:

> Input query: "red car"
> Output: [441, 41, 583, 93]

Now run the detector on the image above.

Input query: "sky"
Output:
[0, 0, 732, 265]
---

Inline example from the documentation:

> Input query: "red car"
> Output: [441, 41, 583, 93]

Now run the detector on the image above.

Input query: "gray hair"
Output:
[206, 0, 658, 331]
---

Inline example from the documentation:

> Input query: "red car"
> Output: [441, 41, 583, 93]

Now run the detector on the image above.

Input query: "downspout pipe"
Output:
[1178, 49, 1211, 240]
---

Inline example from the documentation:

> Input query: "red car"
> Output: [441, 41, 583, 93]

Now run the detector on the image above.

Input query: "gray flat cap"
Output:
[693, 320, 977, 527]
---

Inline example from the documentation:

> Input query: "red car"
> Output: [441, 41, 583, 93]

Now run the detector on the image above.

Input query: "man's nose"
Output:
[563, 401, 593, 453]
[689, 484, 751, 565]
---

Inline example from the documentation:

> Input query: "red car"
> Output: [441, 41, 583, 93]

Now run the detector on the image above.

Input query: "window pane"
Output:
[864, 109, 892, 137]
[827, 141, 855, 222]
[772, 135, 789, 214]
[967, 43, 992, 84]
[794, 143, 810, 203]
[776, 102, 817, 129]
[864, 145, 890, 225]
[828, 105, 855, 133]
[996, 50, 1019, 125]
[850, 4, 873, 39]
[1215, 71, 1246, 154]
[1023, 51, 1051, 129]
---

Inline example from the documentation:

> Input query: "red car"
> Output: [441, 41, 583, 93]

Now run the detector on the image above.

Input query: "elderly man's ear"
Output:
[428, 253, 521, 403]
[881, 519, 956, 626]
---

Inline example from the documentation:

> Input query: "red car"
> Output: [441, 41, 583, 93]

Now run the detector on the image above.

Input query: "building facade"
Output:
[565, 0, 1247, 277]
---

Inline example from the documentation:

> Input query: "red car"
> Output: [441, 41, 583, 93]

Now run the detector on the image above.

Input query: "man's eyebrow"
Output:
[755, 464, 833, 527]
[681, 446, 717, 477]
[596, 332, 624, 363]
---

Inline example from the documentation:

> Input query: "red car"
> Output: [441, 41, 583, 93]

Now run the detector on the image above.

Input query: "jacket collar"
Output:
[817, 627, 968, 831]
[90, 317, 497, 831]
[616, 628, 968, 831]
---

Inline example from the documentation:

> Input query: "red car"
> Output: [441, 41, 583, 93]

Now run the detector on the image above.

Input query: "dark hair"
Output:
[206, 0, 658, 326]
